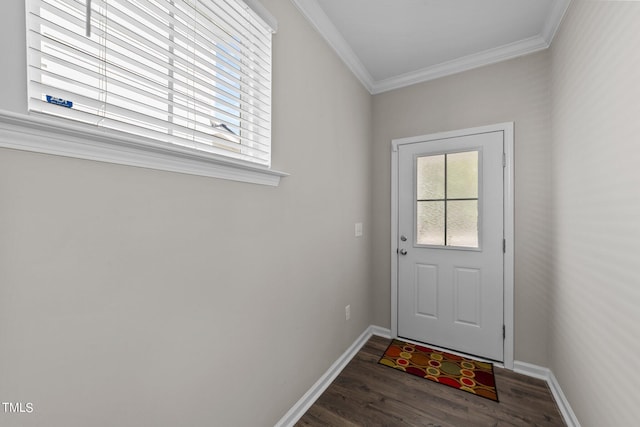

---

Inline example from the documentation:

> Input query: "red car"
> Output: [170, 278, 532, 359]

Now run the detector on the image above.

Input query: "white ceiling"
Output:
[291, 0, 571, 94]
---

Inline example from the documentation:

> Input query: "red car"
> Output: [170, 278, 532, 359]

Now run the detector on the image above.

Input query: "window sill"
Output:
[0, 110, 288, 186]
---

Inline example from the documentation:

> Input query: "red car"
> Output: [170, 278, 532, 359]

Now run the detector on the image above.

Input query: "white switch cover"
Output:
[355, 222, 363, 237]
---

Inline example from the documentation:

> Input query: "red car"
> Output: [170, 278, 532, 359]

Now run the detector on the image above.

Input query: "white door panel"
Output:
[397, 131, 504, 361]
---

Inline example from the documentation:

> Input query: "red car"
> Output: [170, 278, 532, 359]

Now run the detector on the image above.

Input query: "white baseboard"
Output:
[513, 360, 549, 380]
[274, 325, 390, 427]
[275, 328, 579, 427]
[514, 361, 581, 427]
[369, 325, 392, 338]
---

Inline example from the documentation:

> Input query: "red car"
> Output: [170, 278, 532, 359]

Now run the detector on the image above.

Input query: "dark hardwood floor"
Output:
[296, 335, 565, 427]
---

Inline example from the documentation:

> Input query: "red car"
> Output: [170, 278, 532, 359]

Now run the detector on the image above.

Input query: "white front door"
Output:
[397, 129, 505, 361]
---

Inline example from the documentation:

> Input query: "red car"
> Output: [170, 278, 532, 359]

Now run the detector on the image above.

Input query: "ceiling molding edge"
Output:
[290, 0, 375, 93]
[290, 0, 573, 95]
[372, 35, 550, 94]
[541, 0, 572, 44]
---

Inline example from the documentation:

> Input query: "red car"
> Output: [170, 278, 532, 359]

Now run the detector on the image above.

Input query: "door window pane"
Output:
[417, 155, 445, 199]
[447, 151, 478, 199]
[446, 200, 478, 247]
[416, 150, 479, 248]
[417, 201, 445, 245]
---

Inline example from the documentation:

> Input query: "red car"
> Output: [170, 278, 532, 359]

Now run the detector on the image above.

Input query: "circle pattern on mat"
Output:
[461, 361, 475, 369]
[397, 358, 409, 367]
[378, 339, 499, 402]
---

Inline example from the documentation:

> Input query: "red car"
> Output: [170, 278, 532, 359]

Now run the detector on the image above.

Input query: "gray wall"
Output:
[0, 1, 373, 426]
[372, 51, 553, 366]
[3, 0, 640, 425]
[549, 1, 640, 426]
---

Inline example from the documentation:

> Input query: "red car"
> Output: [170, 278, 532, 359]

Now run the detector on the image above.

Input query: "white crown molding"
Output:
[290, 0, 374, 93]
[0, 110, 288, 186]
[292, 0, 573, 95]
[372, 34, 549, 94]
[541, 0, 572, 44]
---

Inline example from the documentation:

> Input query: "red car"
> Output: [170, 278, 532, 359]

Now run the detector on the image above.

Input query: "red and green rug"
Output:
[379, 339, 499, 402]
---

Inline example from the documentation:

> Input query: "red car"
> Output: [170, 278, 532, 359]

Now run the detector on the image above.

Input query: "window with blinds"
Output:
[26, 0, 273, 166]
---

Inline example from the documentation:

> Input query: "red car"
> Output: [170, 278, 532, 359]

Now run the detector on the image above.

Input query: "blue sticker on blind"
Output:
[46, 95, 73, 108]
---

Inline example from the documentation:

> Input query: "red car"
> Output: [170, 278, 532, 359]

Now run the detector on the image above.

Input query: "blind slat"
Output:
[100, 0, 272, 88]
[29, 88, 271, 159]
[27, 0, 273, 166]
[30, 31, 272, 131]
[30, 67, 271, 149]
[31, 3, 272, 102]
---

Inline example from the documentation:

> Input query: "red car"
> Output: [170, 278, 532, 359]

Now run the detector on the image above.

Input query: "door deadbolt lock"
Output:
[400, 235, 407, 241]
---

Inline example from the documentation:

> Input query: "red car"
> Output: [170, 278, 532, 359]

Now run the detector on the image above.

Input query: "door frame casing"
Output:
[390, 122, 514, 369]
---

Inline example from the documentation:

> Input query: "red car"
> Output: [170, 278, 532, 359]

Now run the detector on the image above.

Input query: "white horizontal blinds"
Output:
[27, 0, 272, 166]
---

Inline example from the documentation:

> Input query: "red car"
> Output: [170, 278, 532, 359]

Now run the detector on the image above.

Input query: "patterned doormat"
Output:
[379, 339, 499, 402]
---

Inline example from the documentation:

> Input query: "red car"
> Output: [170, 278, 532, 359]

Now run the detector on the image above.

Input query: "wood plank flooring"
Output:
[296, 336, 565, 427]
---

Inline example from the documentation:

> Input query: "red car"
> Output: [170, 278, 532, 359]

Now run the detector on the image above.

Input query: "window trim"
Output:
[0, 109, 288, 186]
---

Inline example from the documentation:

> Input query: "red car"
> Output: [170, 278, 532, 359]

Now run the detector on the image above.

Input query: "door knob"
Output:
[400, 249, 408, 255]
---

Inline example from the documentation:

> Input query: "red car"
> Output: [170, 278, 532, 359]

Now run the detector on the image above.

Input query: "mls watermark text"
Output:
[2, 402, 34, 414]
